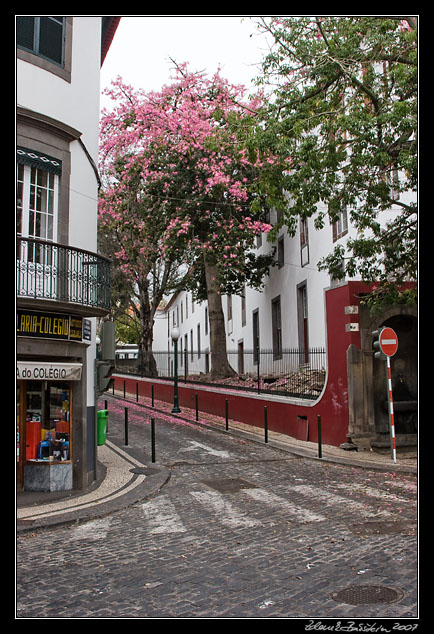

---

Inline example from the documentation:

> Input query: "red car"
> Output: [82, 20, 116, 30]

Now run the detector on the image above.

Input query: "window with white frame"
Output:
[17, 152, 61, 298]
[17, 163, 59, 243]
[332, 207, 348, 242]
[300, 218, 309, 266]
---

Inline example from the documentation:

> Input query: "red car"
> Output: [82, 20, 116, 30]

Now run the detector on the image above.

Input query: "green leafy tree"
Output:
[255, 16, 417, 308]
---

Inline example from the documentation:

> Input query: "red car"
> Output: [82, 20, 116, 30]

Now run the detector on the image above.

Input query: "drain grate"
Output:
[201, 477, 256, 493]
[331, 585, 404, 605]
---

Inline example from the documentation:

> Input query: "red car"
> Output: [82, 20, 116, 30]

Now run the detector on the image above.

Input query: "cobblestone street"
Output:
[16, 400, 418, 619]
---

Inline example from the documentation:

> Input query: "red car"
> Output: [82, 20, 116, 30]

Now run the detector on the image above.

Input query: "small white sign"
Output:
[17, 361, 82, 381]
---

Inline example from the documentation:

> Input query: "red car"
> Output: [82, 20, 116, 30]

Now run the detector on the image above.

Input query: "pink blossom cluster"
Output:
[98, 65, 284, 284]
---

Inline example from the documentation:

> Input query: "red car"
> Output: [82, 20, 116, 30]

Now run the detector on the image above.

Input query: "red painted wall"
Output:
[112, 282, 373, 447]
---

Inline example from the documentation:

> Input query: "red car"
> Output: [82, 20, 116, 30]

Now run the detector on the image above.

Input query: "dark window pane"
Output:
[17, 17, 35, 51]
[39, 17, 64, 65]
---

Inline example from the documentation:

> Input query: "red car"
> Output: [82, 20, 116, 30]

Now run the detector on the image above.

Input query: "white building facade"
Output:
[16, 17, 119, 492]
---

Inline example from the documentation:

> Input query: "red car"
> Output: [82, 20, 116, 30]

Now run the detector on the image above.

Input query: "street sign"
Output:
[379, 327, 398, 357]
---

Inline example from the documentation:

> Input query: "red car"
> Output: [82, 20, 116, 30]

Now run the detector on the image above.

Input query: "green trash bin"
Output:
[97, 410, 108, 446]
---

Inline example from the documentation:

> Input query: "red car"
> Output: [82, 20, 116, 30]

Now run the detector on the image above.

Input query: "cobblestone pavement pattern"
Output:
[16, 399, 418, 619]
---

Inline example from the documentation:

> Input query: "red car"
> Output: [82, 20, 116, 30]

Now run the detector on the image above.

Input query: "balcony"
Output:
[17, 236, 111, 317]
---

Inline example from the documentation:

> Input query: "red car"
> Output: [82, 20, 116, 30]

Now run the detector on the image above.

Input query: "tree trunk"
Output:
[204, 258, 236, 378]
[136, 280, 158, 377]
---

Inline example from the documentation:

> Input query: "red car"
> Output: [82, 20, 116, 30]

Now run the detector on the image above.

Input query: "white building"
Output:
[16, 16, 119, 492]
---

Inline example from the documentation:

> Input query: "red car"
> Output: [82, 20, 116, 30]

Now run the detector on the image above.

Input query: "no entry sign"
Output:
[379, 327, 398, 357]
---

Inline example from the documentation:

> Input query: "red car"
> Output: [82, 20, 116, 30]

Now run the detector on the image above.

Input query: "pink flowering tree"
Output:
[99, 65, 288, 378]
[98, 80, 191, 376]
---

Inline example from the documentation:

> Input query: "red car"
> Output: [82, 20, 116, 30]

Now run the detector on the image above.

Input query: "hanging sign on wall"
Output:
[17, 309, 83, 341]
[17, 361, 82, 381]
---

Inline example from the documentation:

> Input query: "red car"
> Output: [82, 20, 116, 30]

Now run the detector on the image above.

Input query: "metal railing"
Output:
[16, 236, 111, 312]
[116, 347, 327, 400]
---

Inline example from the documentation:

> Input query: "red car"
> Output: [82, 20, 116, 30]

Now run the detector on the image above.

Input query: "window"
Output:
[238, 341, 244, 375]
[297, 283, 309, 363]
[277, 236, 285, 268]
[17, 163, 59, 242]
[227, 294, 233, 321]
[241, 287, 246, 327]
[205, 307, 208, 335]
[17, 17, 66, 67]
[332, 208, 348, 242]
[252, 309, 260, 364]
[272, 296, 282, 360]
[21, 380, 71, 463]
[197, 324, 201, 359]
[300, 218, 309, 266]
[17, 147, 61, 244]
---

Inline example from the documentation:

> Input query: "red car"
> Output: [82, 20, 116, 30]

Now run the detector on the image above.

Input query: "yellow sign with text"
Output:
[17, 310, 82, 341]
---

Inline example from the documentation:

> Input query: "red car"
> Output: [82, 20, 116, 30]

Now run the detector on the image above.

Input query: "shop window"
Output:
[24, 381, 71, 463]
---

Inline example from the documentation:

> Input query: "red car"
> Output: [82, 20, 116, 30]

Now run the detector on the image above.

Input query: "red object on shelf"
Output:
[26, 420, 42, 460]
[55, 421, 69, 434]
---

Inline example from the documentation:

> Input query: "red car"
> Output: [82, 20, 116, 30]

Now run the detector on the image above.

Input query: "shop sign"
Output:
[17, 361, 82, 381]
[17, 309, 82, 341]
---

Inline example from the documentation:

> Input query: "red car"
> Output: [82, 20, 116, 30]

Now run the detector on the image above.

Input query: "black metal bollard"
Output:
[264, 406, 268, 443]
[225, 399, 229, 431]
[317, 415, 322, 459]
[136, 382, 138, 402]
[124, 407, 129, 446]
[123, 380, 126, 399]
[151, 418, 156, 463]
[195, 393, 199, 422]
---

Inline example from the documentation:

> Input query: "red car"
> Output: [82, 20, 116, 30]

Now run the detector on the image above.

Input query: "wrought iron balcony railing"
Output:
[17, 236, 111, 314]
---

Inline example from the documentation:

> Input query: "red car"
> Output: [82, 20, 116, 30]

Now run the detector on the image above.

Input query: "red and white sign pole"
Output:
[386, 355, 396, 463]
[378, 328, 399, 464]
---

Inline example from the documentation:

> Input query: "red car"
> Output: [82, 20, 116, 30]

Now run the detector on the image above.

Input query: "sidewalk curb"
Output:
[16, 444, 171, 535]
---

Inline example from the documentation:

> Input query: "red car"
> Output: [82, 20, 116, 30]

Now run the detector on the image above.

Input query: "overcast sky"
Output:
[100, 15, 272, 108]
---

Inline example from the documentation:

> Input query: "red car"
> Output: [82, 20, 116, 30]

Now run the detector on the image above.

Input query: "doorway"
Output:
[372, 314, 417, 435]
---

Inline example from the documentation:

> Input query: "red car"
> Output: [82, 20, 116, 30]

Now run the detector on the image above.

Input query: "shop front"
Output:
[17, 361, 82, 492]
[16, 308, 94, 492]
